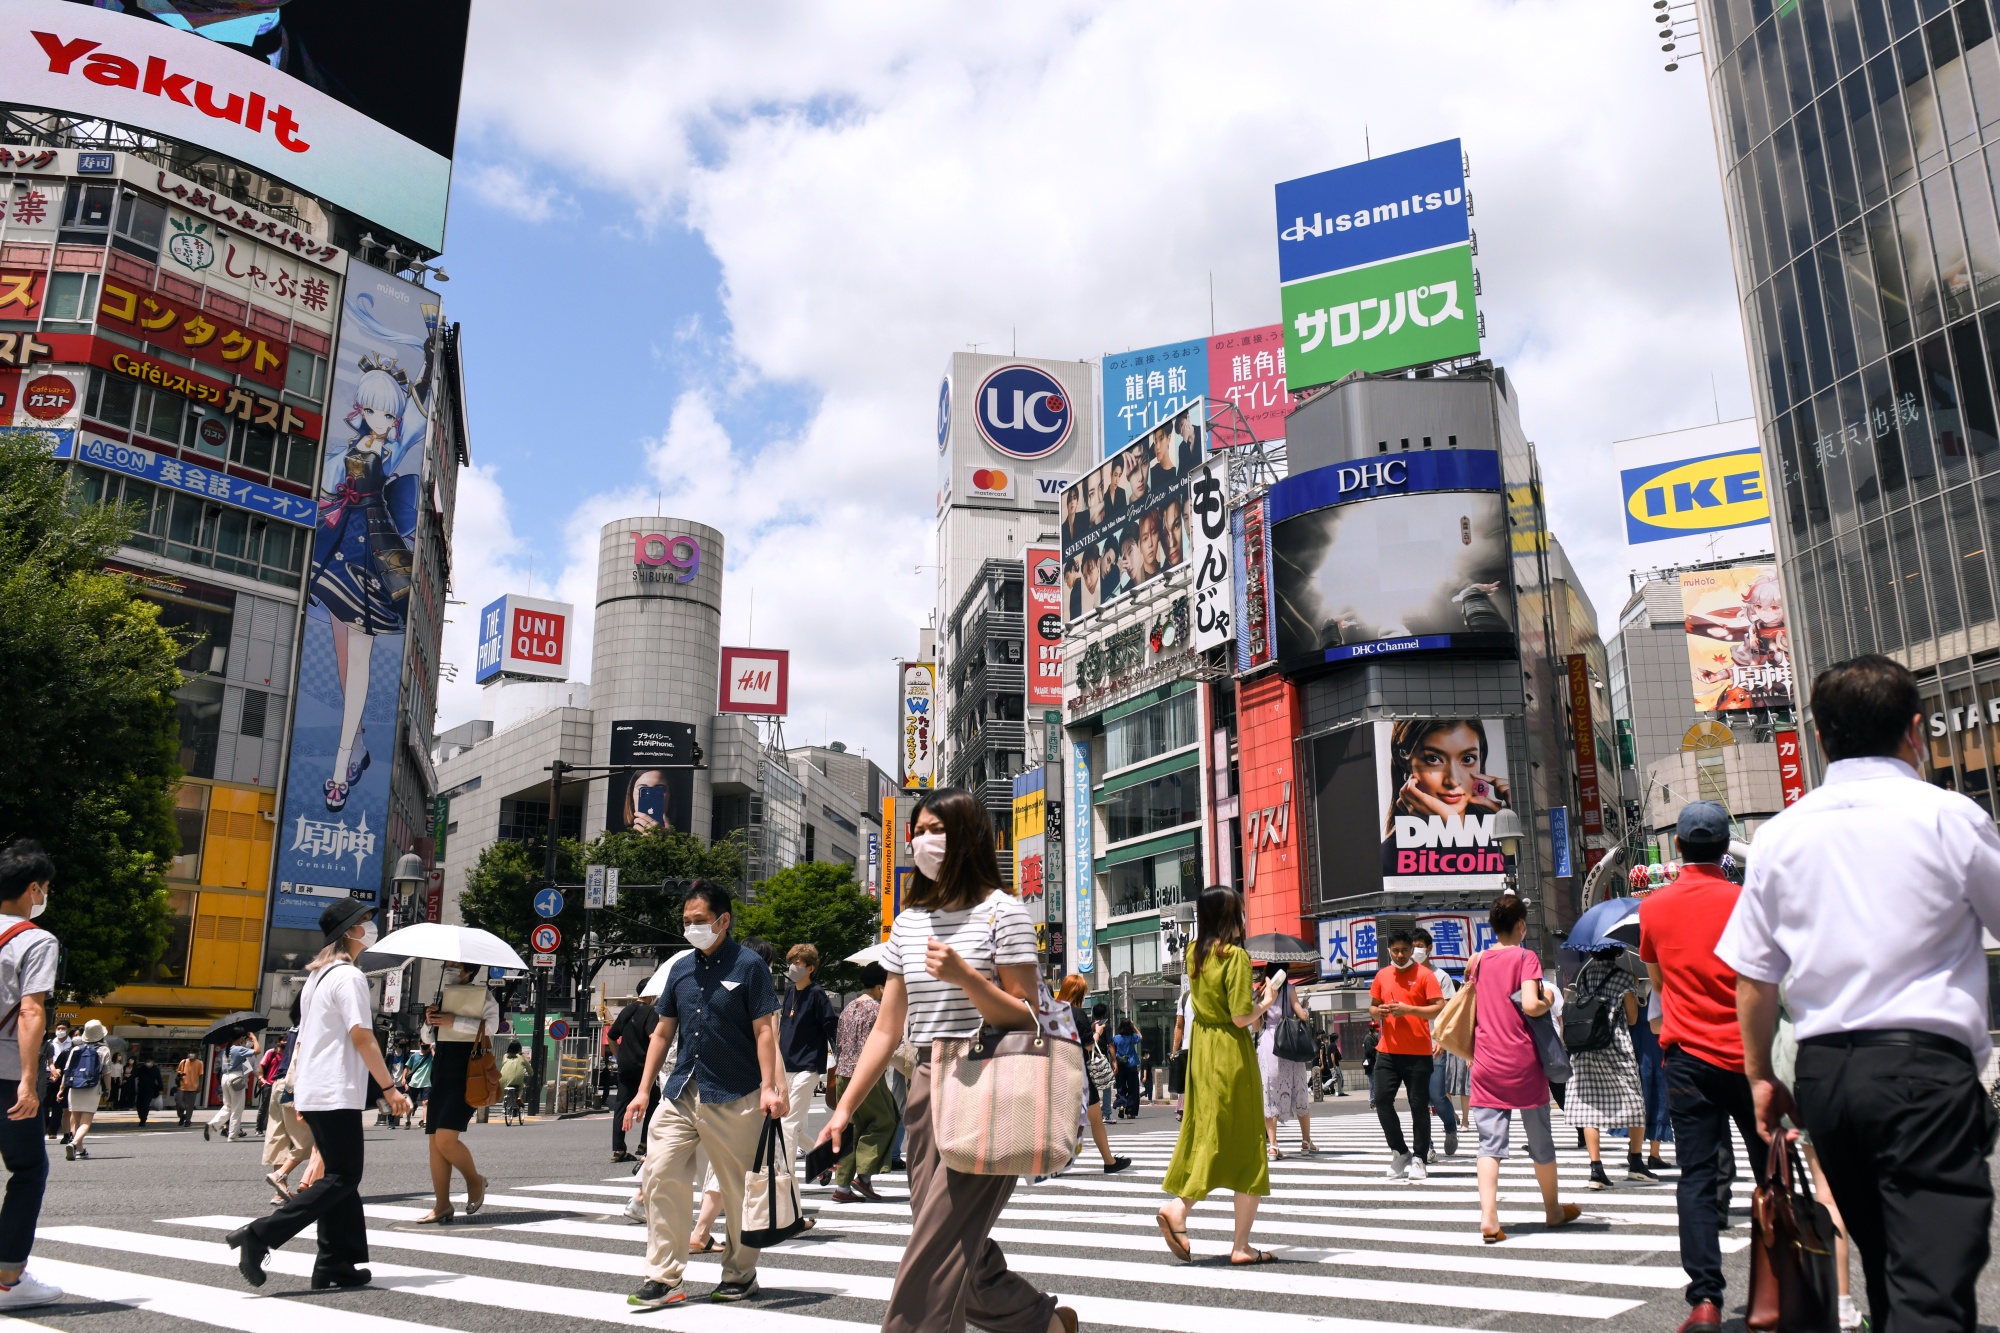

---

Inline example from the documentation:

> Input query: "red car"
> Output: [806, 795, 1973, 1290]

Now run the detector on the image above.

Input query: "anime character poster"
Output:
[1374, 717, 1513, 891]
[272, 260, 438, 929]
[1680, 564, 1793, 712]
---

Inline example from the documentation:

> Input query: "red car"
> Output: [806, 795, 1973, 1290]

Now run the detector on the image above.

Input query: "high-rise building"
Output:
[1695, 0, 2000, 812]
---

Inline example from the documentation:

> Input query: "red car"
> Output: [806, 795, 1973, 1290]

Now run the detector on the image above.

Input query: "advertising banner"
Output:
[272, 259, 440, 929]
[1103, 337, 1207, 457]
[1061, 398, 1204, 625]
[1375, 717, 1513, 892]
[57, 430, 316, 525]
[1069, 731, 1094, 973]
[1276, 138, 1470, 283]
[899, 661, 936, 789]
[1550, 805, 1572, 878]
[1234, 498, 1275, 671]
[1269, 452, 1512, 665]
[1206, 325, 1293, 448]
[1776, 729, 1806, 806]
[0, 364, 83, 440]
[5, 0, 469, 249]
[1318, 911, 1492, 980]
[1011, 767, 1048, 926]
[1566, 653, 1603, 835]
[1023, 544, 1064, 709]
[97, 272, 290, 389]
[473, 593, 572, 684]
[1680, 564, 1793, 711]
[1281, 244, 1479, 390]
[718, 646, 790, 716]
[604, 720, 697, 837]
[1186, 456, 1232, 652]
[1614, 420, 1772, 574]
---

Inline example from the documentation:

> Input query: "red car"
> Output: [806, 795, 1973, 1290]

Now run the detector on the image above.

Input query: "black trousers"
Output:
[1663, 1047, 1765, 1308]
[1372, 1051, 1433, 1158]
[609, 1073, 649, 1156]
[247, 1108, 366, 1270]
[1796, 1042, 1996, 1333]
[0, 1081, 47, 1268]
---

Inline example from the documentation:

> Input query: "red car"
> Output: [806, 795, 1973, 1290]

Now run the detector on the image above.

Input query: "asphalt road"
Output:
[11, 1095, 1997, 1332]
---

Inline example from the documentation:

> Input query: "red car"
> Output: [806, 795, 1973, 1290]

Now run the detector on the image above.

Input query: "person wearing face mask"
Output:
[776, 944, 838, 1192]
[226, 897, 411, 1291]
[1368, 930, 1444, 1181]
[1411, 927, 1464, 1160]
[607, 993, 658, 1163]
[0, 842, 64, 1309]
[410, 962, 501, 1225]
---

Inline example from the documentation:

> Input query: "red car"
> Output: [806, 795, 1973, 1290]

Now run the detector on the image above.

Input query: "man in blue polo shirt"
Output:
[620, 880, 785, 1309]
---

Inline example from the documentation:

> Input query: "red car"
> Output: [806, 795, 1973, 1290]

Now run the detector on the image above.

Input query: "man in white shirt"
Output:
[1721, 654, 2000, 1333]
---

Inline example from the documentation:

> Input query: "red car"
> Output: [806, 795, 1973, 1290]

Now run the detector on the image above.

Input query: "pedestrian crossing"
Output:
[20, 1111, 1733, 1332]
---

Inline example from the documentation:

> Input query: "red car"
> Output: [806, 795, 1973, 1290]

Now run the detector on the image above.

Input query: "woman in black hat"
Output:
[226, 898, 409, 1289]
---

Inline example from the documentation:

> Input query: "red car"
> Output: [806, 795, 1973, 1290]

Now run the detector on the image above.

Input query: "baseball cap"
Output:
[1676, 801, 1732, 846]
[319, 895, 375, 943]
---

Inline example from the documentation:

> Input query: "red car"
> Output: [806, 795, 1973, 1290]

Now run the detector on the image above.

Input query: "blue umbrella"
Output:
[1562, 896, 1642, 953]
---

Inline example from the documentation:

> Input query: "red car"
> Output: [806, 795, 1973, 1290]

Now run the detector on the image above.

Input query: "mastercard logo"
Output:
[970, 468, 1011, 492]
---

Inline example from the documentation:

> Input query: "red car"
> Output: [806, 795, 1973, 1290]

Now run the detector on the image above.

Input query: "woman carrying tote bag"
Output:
[818, 787, 1076, 1333]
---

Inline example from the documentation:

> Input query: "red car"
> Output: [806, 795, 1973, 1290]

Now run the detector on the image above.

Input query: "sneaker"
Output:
[1103, 1156, 1131, 1174]
[1385, 1151, 1411, 1181]
[0, 1274, 62, 1309]
[628, 1280, 686, 1309]
[1626, 1154, 1660, 1183]
[72, 1146, 87, 1160]
[1425, 1148, 1439, 1165]
[1677, 1301, 1723, 1333]
[1648, 1154, 1673, 1171]
[621, 1196, 646, 1224]
[611, 1151, 634, 1163]
[710, 1279, 760, 1303]
[1587, 1162, 1612, 1190]
[1408, 1156, 1428, 1182]
[1443, 1129, 1459, 1157]
[62, 1143, 72, 1162]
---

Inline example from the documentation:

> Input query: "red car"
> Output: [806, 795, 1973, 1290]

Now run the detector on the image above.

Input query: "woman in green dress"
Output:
[1157, 884, 1282, 1265]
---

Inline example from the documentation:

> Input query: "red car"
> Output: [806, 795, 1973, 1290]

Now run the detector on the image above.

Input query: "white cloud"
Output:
[447, 0, 1752, 755]
[456, 161, 576, 223]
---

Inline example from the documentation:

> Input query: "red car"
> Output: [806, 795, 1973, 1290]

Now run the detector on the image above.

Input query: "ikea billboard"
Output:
[1613, 419, 1773, 575]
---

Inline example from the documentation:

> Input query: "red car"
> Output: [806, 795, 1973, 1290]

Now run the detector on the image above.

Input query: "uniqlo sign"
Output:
[719, 647, 790, 716]
[1775, 729, 1806, 806]
[474, 593, 573, 684]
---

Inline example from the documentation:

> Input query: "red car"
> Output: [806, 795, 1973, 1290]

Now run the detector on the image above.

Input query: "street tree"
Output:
[0, 432, 179, 1000]
[733, 861, 880, 993]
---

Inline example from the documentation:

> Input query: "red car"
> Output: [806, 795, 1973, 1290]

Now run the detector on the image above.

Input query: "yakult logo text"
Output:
[32, 31, 311, 153]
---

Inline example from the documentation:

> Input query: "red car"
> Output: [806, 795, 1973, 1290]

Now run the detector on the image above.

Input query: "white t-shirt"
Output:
[881, 889, 1037, 1047]
[0, 917, 57, 1083]
[1175, 991, 1193, 1054]
[291, 962, 374, 1112]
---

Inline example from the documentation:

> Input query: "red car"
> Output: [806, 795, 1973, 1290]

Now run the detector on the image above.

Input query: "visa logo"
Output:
[1620, 449, 1770, 542]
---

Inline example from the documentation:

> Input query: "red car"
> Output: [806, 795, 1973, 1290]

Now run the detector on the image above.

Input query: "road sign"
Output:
[605, 866, 619, 906]
[534, 888, 564, 919]
[586, 865, 605, 910]
[530, 923, 561, 954]
[547, 1019, 571, 1041]
[532, 952, 555, 968]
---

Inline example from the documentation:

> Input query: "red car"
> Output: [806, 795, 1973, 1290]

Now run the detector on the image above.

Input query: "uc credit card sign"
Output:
[1613, 420, 1774, 574]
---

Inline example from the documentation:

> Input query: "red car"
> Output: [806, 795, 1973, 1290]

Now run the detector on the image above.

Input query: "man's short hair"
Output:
[1811, 654, 1923, 762]
[682, 879, 731, 920]
[0, 840, 54, 903]
[1678, 833, 1728, 865]
[1385, 928, 1414, 949]
[1411, 927, 1433, 947]
[787, 943, 819, 969]
[859, 962, 888, 989]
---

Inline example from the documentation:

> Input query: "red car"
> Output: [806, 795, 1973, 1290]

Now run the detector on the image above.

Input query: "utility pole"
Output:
[531, 759, 569, 1114]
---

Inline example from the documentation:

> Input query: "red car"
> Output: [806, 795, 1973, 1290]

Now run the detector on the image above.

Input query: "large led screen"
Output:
[8, 1, 469, 248]
[1268, 454, 1514, 664]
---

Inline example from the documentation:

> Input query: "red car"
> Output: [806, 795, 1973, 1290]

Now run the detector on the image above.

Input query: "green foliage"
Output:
[734, 861, 880, 993]
[0, 432, 178, 1001]
[458, 826, 744, 982]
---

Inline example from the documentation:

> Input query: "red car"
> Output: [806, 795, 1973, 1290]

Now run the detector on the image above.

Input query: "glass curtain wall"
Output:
[1702, 0, 2000, 812]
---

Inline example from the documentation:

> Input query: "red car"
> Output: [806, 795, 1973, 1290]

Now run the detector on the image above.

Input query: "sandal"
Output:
[413, 1204, 454, 1225]
[689, 1236, 719, 1254]
[1546, 1203, 1581, 1228]
[1266, 1146, 1284, 1161]
[265, 1170, 294, 1200]
[1155, 1209, 1191, 1262]
[1230, 1249, 1277, 1266]
[1482, 1227, 1507, 1244]
[465, 1173, 487, 1216]
[1299, 1140, 1319, 1155]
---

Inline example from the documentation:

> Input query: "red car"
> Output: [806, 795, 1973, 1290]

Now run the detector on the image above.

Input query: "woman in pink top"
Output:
[1468, 892, 1579, 1243]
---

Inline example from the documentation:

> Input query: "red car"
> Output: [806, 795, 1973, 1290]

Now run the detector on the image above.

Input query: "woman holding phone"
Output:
[412, 964, 500, 1225]
[817, 788, 1074, 1333]
[625, 771, 671, 833]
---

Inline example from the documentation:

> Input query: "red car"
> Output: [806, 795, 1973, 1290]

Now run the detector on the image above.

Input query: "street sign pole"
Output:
[531, 759, 569, 1115]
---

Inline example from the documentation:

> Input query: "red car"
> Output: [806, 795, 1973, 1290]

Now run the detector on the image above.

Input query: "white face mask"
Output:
[353, 920, 377, 950]
[684, 922, 720, 951]
[911, 831, 947, 879]
[787, 963, 808, 983]
[1412, 946, 1429, 965]
[28, 888, 46, 920]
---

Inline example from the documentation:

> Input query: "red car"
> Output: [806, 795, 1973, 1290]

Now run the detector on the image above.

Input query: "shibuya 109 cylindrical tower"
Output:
[588, 516, 725, 842]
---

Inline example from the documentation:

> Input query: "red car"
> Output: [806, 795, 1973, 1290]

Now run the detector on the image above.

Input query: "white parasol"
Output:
[368, 923, 529, 972]
[844, 943, 886, 967]
[639, 959, 676, 999]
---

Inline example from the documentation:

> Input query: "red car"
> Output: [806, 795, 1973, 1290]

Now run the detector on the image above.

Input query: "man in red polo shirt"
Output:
[1368, 929, 1444, 1181]
[1638, 801, 1765, 1333]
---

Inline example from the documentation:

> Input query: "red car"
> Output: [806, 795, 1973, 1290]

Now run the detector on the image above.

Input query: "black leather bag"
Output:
[1273, 1014, 1317, 1063]
[1562, 967, 1620, 1054]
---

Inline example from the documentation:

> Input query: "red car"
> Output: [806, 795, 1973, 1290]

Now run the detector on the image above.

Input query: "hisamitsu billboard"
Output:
[1275, 138, 1470, 283]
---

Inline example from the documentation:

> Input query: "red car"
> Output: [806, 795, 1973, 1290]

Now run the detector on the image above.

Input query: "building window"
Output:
[81, 467, 307, 588]
[820, 805, 859, 837]
[175, 680, 224, 779]
[1102, 767, 1200, 844]
[497, 799, 584, 847]
[59, 182, 114, 242]
[239, 689, 269, 740]
[142, 590, 233, 678]
[133, 888, 197, 986]
[42, 271, 99, 326]
[284, 350, 328, 405]
[1105, 933, 1160, 982]
[113, 191, 166, 258]
[169, 786, 207, 882]
[1105, 691, 1198, 772]
[1105, 849, 1197, 918]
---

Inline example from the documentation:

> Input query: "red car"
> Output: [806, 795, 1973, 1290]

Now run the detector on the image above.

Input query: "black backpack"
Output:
[1562, 964, 1622, 1054]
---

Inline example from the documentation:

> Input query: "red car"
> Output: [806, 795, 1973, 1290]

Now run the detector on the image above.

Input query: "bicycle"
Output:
[501, 1085, 525, 1126]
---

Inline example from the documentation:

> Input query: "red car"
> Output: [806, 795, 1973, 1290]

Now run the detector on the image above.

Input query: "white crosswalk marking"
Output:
[25, 1113, 1728, 1332]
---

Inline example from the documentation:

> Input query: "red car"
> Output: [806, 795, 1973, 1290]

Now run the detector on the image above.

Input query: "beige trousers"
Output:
[639, 1089, 765, 1287]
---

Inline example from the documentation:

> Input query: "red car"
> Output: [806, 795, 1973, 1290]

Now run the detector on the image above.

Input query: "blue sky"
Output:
[428, 1, 1758, 761]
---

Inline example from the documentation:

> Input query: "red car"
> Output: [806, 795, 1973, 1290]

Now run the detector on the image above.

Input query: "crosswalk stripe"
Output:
[1018, 1178, 1693, 1208]
[36, 1226, 873, 1333]
[20, 1255, 467, 1333]
[160, 1215, 1641, 1320]
[501, 1216, 1693, 1291]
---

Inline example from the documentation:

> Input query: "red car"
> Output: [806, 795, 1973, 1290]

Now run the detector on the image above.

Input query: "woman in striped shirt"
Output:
[819, 788, 1074, 1333]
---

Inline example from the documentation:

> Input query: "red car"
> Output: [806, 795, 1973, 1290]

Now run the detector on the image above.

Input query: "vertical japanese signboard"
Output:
[1069, 731, 1094, 973]
[899, 661, 936, 789]
[1233, 498, 1275, 671]
[1011, 768, 1047, 926]
[1187, 455, 1232, 652]
[1023, 544, 1064, 708]
[273, 260, 440, 929]
[1776, 729, 1806, 806]
[1566, 653, 1603, 836]
[1205, 325, 1293, 447]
